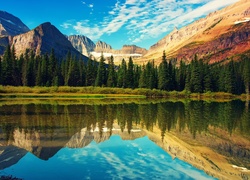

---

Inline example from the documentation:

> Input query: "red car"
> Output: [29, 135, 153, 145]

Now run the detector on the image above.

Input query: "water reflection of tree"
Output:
[139, 103, 157, 131]
[157, 102, 178, 140]
[0, 100, 249, 143]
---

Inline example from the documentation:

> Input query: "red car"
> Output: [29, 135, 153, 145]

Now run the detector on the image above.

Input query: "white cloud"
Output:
[62, 0, 239, 46]
[60, 22, 72, 29]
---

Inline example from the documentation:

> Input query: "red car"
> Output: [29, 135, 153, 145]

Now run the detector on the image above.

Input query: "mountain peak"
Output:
[95, 40, 112, 53]
[8, 22, 87, 61]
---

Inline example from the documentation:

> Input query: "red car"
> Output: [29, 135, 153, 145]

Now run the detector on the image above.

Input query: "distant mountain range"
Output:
[1, 0, 250, 65]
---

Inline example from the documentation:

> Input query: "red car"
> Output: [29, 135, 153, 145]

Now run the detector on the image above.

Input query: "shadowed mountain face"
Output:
[0, 146, 27, 170]
[0, 11, 30, 36]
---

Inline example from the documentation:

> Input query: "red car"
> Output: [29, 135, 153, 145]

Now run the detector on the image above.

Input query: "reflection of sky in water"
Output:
[0, 136, 216, 180]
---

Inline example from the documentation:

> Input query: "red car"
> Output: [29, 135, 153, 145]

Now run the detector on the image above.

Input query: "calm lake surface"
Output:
[0, 99, 249, 180]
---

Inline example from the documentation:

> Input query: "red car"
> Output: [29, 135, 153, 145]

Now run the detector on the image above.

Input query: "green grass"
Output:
[0, 86, 246, 101]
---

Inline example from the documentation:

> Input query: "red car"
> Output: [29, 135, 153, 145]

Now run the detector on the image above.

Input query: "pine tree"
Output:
[243, 55, 250, 98]
[203, 63, 212, 92]
[224, 61, 236, 94]
[145, 61, 157, 89]
[95, 53, 107, 87]
[63, 51, 73, 86]
[107, 55, 116, 87]
[117, 59, 127, 88]
[48, 49, 57, 86]
[185, 65, 191, 92]
[133, 65, 141, 88]
[177, 60, 186, 91]
[36, 59, 42, 86]
[127, 57, 134, 88]
[27, 50, 36, 86]
[139, 64, 147, 88]
[2, 45, 14, 85]
[86, 57, 96, 86]
[190, 57, 203, 93]
[158, 51, 169, 90]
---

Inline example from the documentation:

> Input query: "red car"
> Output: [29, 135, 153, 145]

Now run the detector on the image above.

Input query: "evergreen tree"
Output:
[117, 59, 127, 88]
[176, 60, 186, 91]
[127, 57, 134, 88]
[185, 64, 191, 92]
[145, 61, 157, 89]
[139, 64, 147, 88]
[224, 61, 236, 93]
[36, 58, 42, 86]
[2, 45, 14, 85]
[107, 55, 116, 87]
[243, 55, 250, 98]
[158, 51, 169, 90]
[25, 50, 36, 86]
[11, 45, 21, 85]
[190, 57, 203, 93]
[48, 49, 57, 86]
[95, 53, 107, 87]
[203, 63, 212, 92]
[133, 65, 141, 88]
[86, 57, 96, 86]
[63, 51, 73, 86]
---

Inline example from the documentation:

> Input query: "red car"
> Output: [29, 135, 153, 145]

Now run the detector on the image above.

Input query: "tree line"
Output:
[0, 45, 249, 95]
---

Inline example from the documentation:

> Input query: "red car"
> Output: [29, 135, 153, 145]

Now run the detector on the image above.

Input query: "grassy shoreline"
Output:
[0, 85, 247, 101]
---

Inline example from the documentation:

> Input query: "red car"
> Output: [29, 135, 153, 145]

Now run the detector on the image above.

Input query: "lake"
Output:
[0, 99, 249, 180]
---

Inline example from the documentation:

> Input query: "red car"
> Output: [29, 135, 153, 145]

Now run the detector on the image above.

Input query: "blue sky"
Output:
[1, 0, 239, 49]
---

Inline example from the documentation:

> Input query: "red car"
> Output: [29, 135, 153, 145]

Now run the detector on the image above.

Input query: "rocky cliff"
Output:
[94, 40, 113, 53]
[67, 35, 95, 57]
[140, 0, 250, 64]
[117, 45, 147, 55]
[0, 10, 29, 36]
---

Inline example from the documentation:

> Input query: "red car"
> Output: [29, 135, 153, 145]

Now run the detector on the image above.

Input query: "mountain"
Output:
[140, 0, 250, 64]
[117, 45, 147, 55]
[0, 124, 145, 168]
[95, 40, 113, 53]
[0, 22, 88, 61]
[67, 35, 95, 57]
[67, 36, 147, 63]
[0, 10, 30, 36]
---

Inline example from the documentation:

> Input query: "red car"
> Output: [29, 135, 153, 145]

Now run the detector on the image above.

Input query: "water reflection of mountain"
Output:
[0, 100, 249, 179]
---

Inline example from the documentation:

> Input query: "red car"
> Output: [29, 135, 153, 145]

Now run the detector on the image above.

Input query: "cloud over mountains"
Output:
[61, 0, 238, 48]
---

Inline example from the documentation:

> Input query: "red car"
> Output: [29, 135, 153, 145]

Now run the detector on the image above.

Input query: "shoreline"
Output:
[0, 86, 248, 101]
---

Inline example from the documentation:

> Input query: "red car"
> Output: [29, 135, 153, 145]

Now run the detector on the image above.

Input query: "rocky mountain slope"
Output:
[94, 40, 113, 53]
[0, 10, 29, 36]
[67, 35, 95, 56]
[139, 0, 250, 64]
